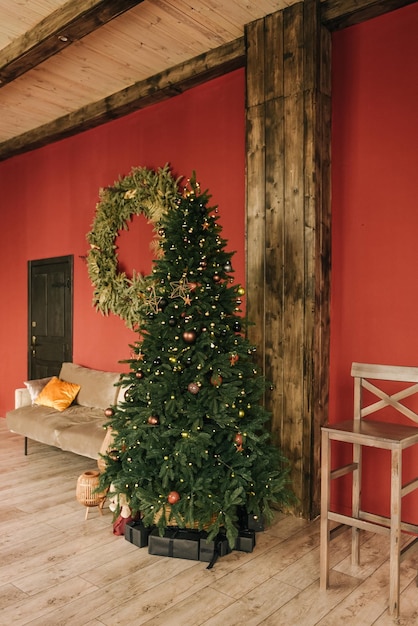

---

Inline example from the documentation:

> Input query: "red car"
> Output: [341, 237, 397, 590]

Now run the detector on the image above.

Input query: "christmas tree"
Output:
[99, 173, 294, 547]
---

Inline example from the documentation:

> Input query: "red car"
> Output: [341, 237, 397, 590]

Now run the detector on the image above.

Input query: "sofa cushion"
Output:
[59, 362, 121, 410]
[35, 376, 81, 411]
[24, 377, 53, 404]
[6, 404, 108, 459]
[6, 404, 64, 448]
[55, 406, 108, 459]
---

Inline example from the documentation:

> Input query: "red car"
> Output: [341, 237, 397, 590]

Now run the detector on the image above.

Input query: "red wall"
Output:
[330, 3, 418, 518]
[0, 69, 245, 417]
[3, 4, 417, 519]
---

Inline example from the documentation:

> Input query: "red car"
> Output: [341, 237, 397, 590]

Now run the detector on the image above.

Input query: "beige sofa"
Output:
[6, 362, 122, 459]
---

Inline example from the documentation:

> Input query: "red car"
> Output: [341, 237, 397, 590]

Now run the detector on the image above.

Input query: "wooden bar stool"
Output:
[320, 362, 418, 617]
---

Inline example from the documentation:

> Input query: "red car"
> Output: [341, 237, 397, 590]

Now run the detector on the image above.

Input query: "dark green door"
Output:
[28, 255, 73, 379]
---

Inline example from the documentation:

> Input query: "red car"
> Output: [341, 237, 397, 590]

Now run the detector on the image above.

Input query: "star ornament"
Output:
[169, 278, 194, 304]
[169, 278, 190, 300]
[144, 284, 162, 314]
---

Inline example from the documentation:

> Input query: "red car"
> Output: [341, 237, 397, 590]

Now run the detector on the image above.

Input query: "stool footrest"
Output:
[402, 477, 418, 498]
[359, 510, 418, 535]
[331, 462, 358, 480]
[328, 511, 390, 536]
[401, 537, 418, 562]
[329, 522, 350, 541]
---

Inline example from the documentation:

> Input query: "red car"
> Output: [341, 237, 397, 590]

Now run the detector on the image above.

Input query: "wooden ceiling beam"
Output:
[321, 0, 417, 30]
[0, 37, 245, 162]
[0, 0, 145, 86]
[0, 0, 414, 160]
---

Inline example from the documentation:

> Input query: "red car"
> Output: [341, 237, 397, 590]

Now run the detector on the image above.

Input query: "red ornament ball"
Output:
[135, 370, 144, 379]
[147, 415, 159, 425]
[167, 491, 180, 504]
[104, 407, 114, 417]
[188, 382, 200, 394]
[234, 433, 243, 445]
[210, 373, 223, 388]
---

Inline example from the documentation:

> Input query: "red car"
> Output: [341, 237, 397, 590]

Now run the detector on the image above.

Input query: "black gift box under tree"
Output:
[234, 529, 256, 553]
[237, 506, 265, 532]
[125, 519, 153, 548]
[199, 531, 231, 564]
[148, 527, 201, 561]
[147, 526, 255, 563]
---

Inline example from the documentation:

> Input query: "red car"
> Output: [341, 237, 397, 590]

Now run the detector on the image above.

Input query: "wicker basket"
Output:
[76, 470, 106, 519]
[154, 505, 217, 529]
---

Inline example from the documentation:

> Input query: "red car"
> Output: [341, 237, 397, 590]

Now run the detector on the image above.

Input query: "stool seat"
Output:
[323, 419, 418, 446]
[320, 363, 418, 618]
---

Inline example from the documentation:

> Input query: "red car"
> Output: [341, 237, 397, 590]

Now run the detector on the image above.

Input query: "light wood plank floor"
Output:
[1, 419, 418, 625]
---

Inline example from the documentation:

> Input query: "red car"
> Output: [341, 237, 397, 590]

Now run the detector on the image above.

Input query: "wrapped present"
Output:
[125, 519, 153, 548]
[148, 527, 201, 561]
[234, 529, 256, 553]
[237, 506, 264, 532]
[199, 531, 231, 568]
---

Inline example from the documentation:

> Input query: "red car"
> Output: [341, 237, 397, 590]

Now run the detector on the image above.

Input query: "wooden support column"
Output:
[245, 0, 331, 518]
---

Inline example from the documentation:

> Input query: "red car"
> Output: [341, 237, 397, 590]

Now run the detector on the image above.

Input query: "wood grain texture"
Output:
[0, 37, 245, 161]
[245, 0, 331, 518]
[321, 0, 417, 30]
[321, 363, 418, 617]
[0, 0, 411, 158]
[1, 419, 417, 624]
[0, 1, 145, 84]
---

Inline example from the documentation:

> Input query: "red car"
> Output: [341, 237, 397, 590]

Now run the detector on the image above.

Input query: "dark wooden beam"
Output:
[0, 0, 414, 160]
[0, 37, 245, 162]
[0, 0, 145, 86]
[245, 0, 332, 519]
[321, 0, 417, 30]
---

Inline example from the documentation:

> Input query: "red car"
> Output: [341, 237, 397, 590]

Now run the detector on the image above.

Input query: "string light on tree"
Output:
[96, 166, 294, 549]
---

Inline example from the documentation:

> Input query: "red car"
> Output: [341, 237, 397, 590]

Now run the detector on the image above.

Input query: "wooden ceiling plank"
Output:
[0, 1, 69, 48]
[0, 0, 414, 156]
[151, 0, 241, 42]
[0, 37, 245, 161]
[0, 0, 145, 86]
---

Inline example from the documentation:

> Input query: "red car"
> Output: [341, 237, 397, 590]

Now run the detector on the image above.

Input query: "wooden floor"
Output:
[1, 419, 418, 625]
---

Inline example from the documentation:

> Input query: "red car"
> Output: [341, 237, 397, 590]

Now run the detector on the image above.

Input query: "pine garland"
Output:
[86, 164, 180, 329]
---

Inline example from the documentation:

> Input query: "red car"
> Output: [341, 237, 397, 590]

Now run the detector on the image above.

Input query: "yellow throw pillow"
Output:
[35, 376, 80, 411]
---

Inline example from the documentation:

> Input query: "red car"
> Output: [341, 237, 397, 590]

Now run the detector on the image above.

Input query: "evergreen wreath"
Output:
[87, 164, 180, 329]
